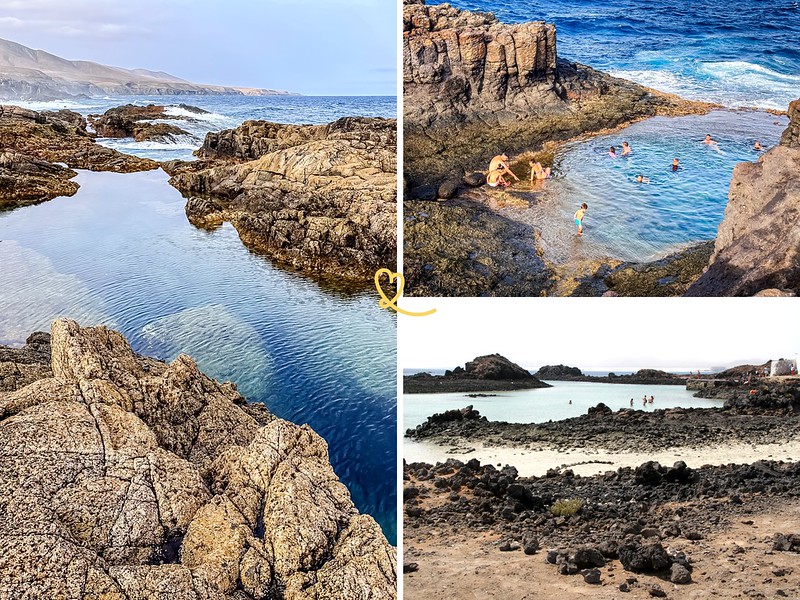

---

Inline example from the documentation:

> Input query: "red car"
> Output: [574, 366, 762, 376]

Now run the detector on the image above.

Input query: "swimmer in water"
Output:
[574, 203, 587, 236]
[609, 146, 617, 158]
[753, 141, 764, 151]
[672, 158, 680, 172]
[635, 174, 650, 184]
[621, 141, 632, 156]
[703, 134, 717, 145]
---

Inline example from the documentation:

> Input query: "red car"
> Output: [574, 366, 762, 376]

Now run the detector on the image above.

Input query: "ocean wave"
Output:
[164, 105, 237, 126]
[99, 135, 201, 151]
[5, 99, 105, 112]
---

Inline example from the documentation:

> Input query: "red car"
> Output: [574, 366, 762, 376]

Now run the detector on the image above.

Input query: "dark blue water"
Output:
[0, 169, 397, 544]
[16, 95, 397, 161]
[451, 0, 800, 110]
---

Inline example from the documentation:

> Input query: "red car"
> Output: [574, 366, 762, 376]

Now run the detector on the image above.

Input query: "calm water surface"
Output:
[405, 381, 723, 430]
[0, 169, 397, 543]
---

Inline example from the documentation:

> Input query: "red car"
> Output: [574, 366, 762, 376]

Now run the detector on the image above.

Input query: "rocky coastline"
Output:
[403, 0, 800, 297]
[164, 116, 397, 285]
[404, 354, 551, 394]
[88, 104, 199, 142]
[0, 319, 396, 599]
[405, 380, 800, 597]
[534, 365, 686, 386]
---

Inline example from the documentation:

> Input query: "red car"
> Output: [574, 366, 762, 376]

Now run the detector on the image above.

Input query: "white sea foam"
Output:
[612, 59, 800, 110]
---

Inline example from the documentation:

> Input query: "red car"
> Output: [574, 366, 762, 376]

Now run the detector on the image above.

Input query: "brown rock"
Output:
[0, 319, 396, 599]
[168, 117, 397, 285]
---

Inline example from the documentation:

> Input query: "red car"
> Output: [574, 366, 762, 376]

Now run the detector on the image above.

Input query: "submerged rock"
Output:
[687, 97, 800, 296]
[167, 117, 397, 285]
[0, 319, 396, 599]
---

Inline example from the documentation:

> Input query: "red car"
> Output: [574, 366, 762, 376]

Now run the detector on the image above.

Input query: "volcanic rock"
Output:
[0, 331, 52, 392]
[0, 150, 79, 209]
[687, 97, 800, 296]
[404, 354, 550, 394]
[0, 319, 396, 599]
[166, 117, 396, 285]
[89, 104, 192, 142]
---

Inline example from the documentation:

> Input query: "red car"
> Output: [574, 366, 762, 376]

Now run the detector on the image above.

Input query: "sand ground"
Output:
[404, 439, 800, 478]
[404, 505, 800, 599]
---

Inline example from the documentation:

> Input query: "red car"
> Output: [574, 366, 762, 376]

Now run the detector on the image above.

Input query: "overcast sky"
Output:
[0, 0, 396, 96]
[398, 298, 800, 372]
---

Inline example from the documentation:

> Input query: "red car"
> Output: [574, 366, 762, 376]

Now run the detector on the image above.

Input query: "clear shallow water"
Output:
[404, 381, 722, 430]
[12, 95, 396, 162]
[512, 110, 787, 263]
[0, 170, 397, 543]
[450, 0, 800, 110]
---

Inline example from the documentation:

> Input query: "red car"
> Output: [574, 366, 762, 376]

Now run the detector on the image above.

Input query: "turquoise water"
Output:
[404, 381, 722, 430]
[513, 110, 788, 263]
[0, 169, 397, 543]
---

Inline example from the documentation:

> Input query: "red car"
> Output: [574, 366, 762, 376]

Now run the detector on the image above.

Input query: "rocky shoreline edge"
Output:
[403, 0, 800, 297]
[0, 102, 397, 288]
[0, 320, 396, 598]
[404, 380, 800, 596]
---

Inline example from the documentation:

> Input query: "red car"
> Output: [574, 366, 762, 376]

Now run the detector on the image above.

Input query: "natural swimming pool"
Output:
[0, 169, 398, 543]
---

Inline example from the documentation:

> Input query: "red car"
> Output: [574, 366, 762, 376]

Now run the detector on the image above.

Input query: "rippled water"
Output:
[0, 170, 397, 543]
[404, 381, 723, 430]
[450, 0, 800, 109]
[509, 110, 787, 263]
[13, 95, 397, 162]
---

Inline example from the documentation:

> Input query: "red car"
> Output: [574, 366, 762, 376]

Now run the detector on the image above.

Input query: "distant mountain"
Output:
[0, 38, 296, 100]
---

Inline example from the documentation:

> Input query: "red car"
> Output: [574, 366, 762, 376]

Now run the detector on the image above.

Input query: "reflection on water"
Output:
[404, 381, 723, 429]
[509, 110, 787, 264]
[0, 169, 397, 543]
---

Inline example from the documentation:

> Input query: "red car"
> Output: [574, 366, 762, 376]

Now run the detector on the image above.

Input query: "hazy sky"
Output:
[398, 298, 800, 372]
[0, 0, 396, 96]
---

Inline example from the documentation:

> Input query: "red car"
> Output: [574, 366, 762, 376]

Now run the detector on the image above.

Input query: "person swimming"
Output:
[635, 174, 650, 184]
[754, 141, 764, 151]
[608, 146, 617, 158]
[703, 134, 717, 145]
[574, 203, 588, 236]
[621, 141, 632, 156]
[672, 158, 680, 172]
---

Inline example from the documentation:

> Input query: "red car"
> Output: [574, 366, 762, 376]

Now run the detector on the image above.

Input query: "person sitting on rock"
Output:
[529, 160, 552, 182]
[487, 168, 510, 188]
[489, 154, 519, 183]
[621, 141, 632, 156]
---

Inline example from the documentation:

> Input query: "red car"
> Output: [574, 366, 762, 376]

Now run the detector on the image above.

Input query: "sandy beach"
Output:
[404, 439, 800, 478]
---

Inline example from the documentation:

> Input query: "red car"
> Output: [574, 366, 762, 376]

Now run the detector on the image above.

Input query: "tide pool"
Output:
[0, 169, 397, 543]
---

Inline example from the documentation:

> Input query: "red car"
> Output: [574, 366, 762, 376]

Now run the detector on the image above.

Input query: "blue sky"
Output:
[0, 0, 397, 96]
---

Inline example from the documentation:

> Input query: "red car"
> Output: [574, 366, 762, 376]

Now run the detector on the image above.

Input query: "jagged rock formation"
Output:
[0, 331, 52, 391]
[89, 104, 193, 142]
[0, 105, 158, 209]
[0, 319, 396, 599]
[165, 117, 397, 284]
[403, 0, 712, 186]
[0, 37, 294, 101]
[687, 98, 800, 296]
[404, 354, 550, 393]
[0, 150, 79, 209]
